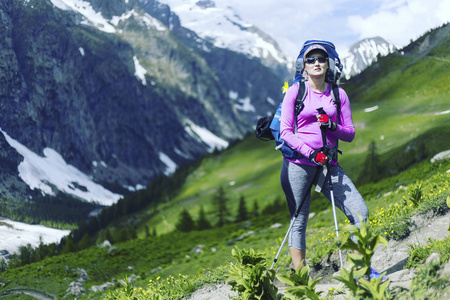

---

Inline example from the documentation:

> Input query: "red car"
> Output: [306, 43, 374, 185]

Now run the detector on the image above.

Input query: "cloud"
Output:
[347, 0, 450, 47]
[204, 0, 449, 57]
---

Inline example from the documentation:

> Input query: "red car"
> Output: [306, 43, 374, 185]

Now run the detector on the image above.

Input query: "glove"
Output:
[309, 148, 328, 166]
[317, 113, 337, 131]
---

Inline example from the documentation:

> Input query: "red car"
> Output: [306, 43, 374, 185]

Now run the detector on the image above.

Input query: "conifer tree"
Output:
[115, 228, 129, 243]
[214, 186, 230, 227]
[62, 235, 77, 254]
[358, 141, 381, 184]
[0, 258, 7, 272]
[196, 206, 212, 230]
[253, 200, 259, 217]
[236, 196, 248, 222]
[78, 233, 91, 250]
[176, 208, 196, 232]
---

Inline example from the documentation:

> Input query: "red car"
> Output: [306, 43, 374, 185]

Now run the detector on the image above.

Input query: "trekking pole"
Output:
[317, 108, 344, 267]
[270, 188, 310, 270]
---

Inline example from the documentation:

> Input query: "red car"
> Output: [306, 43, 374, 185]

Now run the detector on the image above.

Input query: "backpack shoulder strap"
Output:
[295, 80, 307, 116]
[330, 84, 341, 124]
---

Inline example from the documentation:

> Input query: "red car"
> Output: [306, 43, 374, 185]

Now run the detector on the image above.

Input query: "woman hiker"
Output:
[279, 43, 386, 282]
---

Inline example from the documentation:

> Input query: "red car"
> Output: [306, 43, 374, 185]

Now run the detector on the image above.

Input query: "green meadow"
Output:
[1, 25, 450, 299]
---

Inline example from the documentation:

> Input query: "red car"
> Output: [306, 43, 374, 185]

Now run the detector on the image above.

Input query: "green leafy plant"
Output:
[447, 196, 450, 232]
[226, 247, 278, 300]
[399, 261, 450, 299]
[332, 215, 390, 300]
[103, 275, 164, 300]
[408, 181, 423, 207]
[276, 264, 323, 300]
[406, 237, 450, 269]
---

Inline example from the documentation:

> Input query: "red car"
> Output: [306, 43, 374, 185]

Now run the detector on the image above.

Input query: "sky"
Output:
[216, 0, 450, 58]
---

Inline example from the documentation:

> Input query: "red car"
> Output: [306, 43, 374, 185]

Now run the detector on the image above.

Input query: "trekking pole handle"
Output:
[316, 107, 328, 154]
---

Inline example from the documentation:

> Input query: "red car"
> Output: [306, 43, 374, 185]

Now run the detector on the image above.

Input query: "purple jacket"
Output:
[280, 81, 355, 166]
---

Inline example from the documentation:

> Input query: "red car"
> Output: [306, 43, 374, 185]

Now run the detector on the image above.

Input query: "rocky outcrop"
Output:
[0, 0, 287, 204]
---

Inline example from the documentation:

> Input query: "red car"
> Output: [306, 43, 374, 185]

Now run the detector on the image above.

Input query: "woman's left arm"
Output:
[333, 89, 355, 143]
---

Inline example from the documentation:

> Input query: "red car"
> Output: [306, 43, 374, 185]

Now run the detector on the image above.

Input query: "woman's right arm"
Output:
[280, 84, 313, 158]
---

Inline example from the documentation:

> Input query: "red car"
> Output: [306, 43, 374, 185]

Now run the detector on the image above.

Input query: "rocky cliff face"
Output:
[0, 0, 287, 205]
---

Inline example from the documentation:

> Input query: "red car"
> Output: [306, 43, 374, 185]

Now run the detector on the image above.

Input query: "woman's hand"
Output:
[317, 113, 337, 131]
[309, 148, 329, 166]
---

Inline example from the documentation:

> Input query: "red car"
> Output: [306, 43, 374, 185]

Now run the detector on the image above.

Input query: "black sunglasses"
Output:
[305, 56, 327, 64]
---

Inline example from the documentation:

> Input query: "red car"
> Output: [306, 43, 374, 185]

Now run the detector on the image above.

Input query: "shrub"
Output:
[332, 216, 390, 300]
[226, 247, 278, 300]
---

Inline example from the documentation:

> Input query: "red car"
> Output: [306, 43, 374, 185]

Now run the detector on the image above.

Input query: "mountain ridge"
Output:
[0, 0, 286, 206]
[341, 36, 397, 79]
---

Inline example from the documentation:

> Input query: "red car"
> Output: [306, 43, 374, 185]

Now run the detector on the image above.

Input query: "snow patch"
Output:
[0, 218, 70, 254]
[430, 150, 450, 163]
[184, 121, 229, 152]
[111, 10, 166, 32]
[364, 105, 379, 112]
[0, 129, 121, 206]
[158, 0, 287, 63]
[435, 110, 450, 115]
[234, 97, 255, 112]
[266, 96, 276, 106]
[50, 0, 116, 33]
[133, 56, 147, 85]
[124, 184, 146, 192]
[229, 90, 238, 100]
[174, 148, 191, 159]
[159, 152, 178, 176]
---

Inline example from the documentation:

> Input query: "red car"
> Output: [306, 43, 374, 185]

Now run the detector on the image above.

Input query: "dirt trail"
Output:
[185, 210, 450, 299]
[0, 288, 56, 300]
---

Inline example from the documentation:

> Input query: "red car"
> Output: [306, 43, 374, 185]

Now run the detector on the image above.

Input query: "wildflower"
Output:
[282, 81, 289, 94]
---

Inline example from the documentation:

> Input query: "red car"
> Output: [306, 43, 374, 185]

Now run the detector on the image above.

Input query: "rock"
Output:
[91, 282, 115, 293]
[98, 240, 112, 248]
[150, 267, 162, 274]
[270, 223, 282, 230]
[389, 269, 415, 282]
[439, 260, 450, 277]
[66, 281, 85, 297]
[241, 221, 252, 228]
[430, 150, 450, 163]
[425, 252, 441, 264]
[191, 245, 205, 254]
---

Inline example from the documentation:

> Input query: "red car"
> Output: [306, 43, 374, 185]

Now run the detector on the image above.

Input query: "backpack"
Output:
[255, 40, 344, 159]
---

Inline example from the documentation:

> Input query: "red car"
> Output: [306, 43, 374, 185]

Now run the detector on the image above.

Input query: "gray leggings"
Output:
[280, 159, 368, 250]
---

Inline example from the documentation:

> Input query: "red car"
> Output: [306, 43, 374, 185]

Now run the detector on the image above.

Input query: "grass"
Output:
[1, 158, 448, 299]
[101, 160, 449, 299]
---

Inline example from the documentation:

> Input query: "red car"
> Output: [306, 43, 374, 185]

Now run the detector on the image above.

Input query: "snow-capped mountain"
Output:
[342, 37, 397, 79]
[0, 0, 288, 211]
[157, 0, 289, 68]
